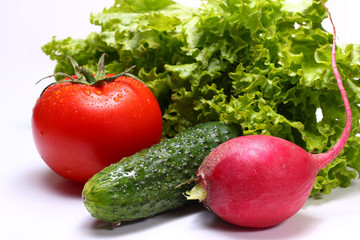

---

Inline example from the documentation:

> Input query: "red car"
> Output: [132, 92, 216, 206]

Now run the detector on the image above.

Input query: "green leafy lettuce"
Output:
[42, 0, 360, 196]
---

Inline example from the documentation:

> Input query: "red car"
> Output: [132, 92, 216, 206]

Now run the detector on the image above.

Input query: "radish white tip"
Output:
[185, 183, 206, 202]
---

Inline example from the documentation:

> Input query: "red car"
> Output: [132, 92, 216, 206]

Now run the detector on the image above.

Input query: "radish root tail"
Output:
[313, 0, 353, 170]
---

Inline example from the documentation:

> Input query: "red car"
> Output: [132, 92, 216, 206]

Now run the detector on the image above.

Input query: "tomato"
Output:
[32, 69, 163, 183]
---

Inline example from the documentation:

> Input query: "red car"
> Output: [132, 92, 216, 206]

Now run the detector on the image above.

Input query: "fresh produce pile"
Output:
[38, 0, 360, 227]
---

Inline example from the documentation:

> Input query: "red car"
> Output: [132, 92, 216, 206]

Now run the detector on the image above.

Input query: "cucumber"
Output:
[82, 121, 242, 224]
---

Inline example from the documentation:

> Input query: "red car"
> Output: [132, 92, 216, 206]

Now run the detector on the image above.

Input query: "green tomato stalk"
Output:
[37, 53, 137, 94]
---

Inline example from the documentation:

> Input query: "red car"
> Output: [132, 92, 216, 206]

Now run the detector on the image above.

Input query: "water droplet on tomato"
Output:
[83, 90, 91, 96]
[117, 94, 123, 98]
[113, 97, 120, 102]
[124, 89, 129, 93]
[95, 90, 102, 95]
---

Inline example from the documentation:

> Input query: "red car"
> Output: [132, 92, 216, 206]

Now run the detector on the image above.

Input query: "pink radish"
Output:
[186, 2, 352, 228]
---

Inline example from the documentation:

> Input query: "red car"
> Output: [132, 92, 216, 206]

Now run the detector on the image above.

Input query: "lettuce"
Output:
[42, 0, 360, 196]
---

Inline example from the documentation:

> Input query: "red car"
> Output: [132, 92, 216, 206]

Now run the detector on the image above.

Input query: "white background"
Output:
[1, 0, 360, 239]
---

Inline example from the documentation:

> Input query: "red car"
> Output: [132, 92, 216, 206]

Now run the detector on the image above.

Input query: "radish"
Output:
[186, 2, 352, 228]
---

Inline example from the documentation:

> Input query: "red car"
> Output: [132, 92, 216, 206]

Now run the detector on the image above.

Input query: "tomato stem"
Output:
[37, 54, 138, 95]
[65, 55, 97, 84]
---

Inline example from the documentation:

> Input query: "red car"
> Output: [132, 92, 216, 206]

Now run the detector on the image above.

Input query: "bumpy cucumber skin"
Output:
[82, 122, 241, 223]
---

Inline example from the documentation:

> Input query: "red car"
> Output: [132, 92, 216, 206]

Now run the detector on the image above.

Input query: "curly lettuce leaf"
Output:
[42, 0, 360, 197]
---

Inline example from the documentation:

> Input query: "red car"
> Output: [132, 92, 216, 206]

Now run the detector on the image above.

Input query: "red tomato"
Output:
[32, 75, 163, 183]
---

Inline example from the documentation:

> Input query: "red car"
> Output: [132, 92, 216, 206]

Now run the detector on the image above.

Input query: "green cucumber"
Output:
[82, 121, 242, 224]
